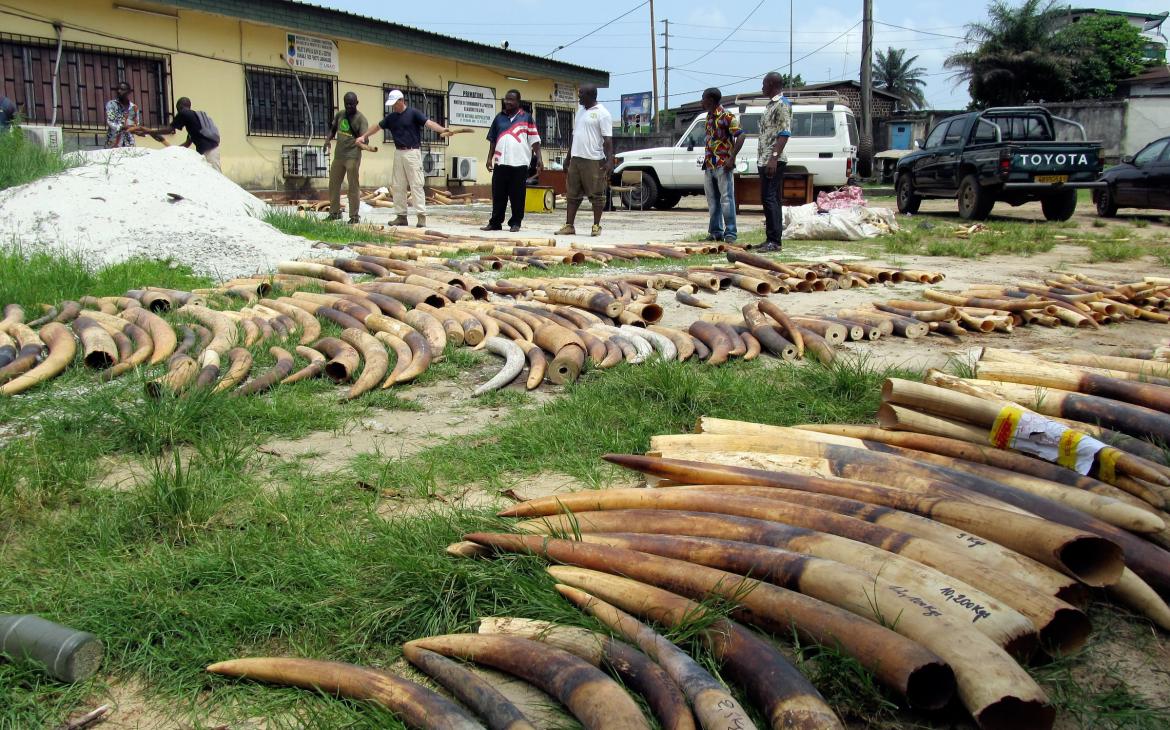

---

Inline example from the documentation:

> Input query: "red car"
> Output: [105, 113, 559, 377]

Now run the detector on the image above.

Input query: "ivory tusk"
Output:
[474, 337, 525, 396]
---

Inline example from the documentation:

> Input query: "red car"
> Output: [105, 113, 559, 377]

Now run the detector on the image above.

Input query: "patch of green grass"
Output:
[1092, 218, 1109, 228]
[262, 210, 395, 244]
[0, 124, 81, 190]
[0, 244, 212, 312]
[359, 356, 915, 495]
[473, 388, 533, 408]
[1153, 249, 1170, 267]
[1133, 219, 1151, 229]
[924, 239, 982, 258]
[1088, 240, 1144, 263]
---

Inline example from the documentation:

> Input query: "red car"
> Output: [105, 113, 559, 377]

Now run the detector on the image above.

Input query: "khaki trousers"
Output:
[203, 146, 222, 173]
[328, 156, 361, 220]
[392, 148, 426, 216]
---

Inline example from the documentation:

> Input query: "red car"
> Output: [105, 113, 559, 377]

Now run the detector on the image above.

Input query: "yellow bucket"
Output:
[525, 186, 555, 213]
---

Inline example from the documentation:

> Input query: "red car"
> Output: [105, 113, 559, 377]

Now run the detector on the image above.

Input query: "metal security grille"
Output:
[535, 106, 573, 149]
[382, 85, 447, 146]
[0, 33, 170, 130]
[245, 65, 335, 138]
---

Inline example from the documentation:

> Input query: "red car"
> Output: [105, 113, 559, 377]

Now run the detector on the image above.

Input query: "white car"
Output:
[613, 96, 859, 209]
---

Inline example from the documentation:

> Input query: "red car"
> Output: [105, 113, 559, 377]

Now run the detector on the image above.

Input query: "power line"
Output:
[873, 20, 969, 41]
[544, 0, 650, 57]
[601, 20, 861, 103]
[674, 0, 767, 67]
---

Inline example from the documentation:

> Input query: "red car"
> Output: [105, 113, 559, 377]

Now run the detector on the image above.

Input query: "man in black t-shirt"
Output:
[358, 89, 449, 228]
[143, 97, 222, 171]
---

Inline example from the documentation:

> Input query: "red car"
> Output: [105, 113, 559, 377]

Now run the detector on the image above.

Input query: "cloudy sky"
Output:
[312, 0, 1165, 116]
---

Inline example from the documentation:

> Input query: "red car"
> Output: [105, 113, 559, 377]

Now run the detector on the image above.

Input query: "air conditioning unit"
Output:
[422, 151, 445, 177]
[281, 144, 329, 179]
[450, 156, 477, 182]
[21, 125, 63, 155]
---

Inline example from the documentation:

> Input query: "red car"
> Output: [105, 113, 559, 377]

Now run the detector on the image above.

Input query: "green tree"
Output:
[873, 47, 928, 109]
[945, 0, 1069, 107]
[1051, 15, 1149, 100]
[779, 73, 805, 88]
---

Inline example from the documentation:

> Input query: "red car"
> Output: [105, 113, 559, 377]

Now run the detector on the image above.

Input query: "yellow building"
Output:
[0, 0, 608, 190]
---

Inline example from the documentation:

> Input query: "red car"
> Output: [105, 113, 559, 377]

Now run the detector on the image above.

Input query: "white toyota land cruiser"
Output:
[612, 93, 859, 209]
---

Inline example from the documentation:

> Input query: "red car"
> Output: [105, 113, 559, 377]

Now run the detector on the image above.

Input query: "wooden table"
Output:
[734, 172, 815, 210]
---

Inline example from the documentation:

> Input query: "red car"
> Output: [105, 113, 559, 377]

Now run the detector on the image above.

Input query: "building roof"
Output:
[1062, 8, 1168, 27]
[157, 0, 609, 85]
[1123, 64, 1170, 86]
[800, 80, 904, 101]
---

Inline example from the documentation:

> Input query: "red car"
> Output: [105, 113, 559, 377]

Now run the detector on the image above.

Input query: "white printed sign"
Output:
[286, 33, 338, 74]
[448, 82, 496, 127]
[554, 82, 577, 103]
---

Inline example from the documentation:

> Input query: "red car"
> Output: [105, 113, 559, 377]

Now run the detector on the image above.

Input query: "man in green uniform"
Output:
[324, 92, 368, 224]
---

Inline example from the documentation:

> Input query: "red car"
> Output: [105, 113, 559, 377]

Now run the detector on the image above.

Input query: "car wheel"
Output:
[1041, 189, 1078, 222]
[896, 175, 921, 215]
[1094, 185, 1118, 218]
[957, 174, 994, 220]
[653, 191, 682, 210]
[621, 173, 659, 210]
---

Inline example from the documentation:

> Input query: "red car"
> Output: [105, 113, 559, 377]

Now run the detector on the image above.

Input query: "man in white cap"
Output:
[358, 89, 450, 228]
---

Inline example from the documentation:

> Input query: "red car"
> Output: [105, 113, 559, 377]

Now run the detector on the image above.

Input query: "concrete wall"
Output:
[1125, 96, 1170, 155]
[3, 0, 582, 190]
[1046, 101, 1127, 162]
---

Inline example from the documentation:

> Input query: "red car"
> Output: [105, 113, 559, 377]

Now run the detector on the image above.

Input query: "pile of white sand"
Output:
[0, 146, 319, 280]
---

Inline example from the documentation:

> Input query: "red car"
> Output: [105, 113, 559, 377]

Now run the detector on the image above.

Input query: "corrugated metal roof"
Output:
[156, 0, 609, 84]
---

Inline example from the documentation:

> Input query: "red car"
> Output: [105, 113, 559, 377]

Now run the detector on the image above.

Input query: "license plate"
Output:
[1035, 174, 1068, 183]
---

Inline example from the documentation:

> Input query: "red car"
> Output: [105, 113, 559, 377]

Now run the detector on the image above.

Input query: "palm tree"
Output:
[945, 0, 1069, 107]
[872, 48, 928, 110]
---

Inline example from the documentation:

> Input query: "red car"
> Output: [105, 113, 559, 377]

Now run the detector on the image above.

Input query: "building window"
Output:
[536, 106, 573, 149]
[244, 65, 335, 138]
[0, 33, 170, 130]
[381, 85, 447, 146]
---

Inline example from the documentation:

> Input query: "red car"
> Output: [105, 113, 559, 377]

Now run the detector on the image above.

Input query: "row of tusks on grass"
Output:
[206, 414, 1170, 729]
[0, 248, 838, 397]
[490, 250, 945, 312]
[329, 232, 731, 272]
[841, 273, 1170, 337]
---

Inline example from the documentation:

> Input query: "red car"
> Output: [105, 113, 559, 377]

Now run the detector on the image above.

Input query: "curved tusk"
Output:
[206, 656, 482, 729]
[340, 328, 388, 400]
[374, 332, 412, 387]
[473, 337, 525, 396]
[234, 347, 295, 396]
[282, 346, 325, 386]
[0, 323, 76, 396]
[403, 645, 536, 730]
[405, 633, 650, 730]
[477, 617, 694, 730]
[214, 348, 255, 392]
[553, 582, 757, 730]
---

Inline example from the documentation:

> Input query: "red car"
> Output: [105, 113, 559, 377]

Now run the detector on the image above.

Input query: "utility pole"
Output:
[789, 0, 793, 83]
[649, 0, 660, 131]
[859, 0, 874, 178]
[662, 19, 670, 118]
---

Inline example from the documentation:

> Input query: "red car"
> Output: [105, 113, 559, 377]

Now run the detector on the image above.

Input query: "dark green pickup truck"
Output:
[894, 106, 1104, 221]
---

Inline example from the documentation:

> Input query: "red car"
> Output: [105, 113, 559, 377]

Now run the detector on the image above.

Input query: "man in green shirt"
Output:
[324, 92, 369, 224]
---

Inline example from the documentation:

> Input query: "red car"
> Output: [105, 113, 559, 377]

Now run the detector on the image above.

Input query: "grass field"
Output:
[0, 125, 79, 191]
[3, 237, 1170, 728]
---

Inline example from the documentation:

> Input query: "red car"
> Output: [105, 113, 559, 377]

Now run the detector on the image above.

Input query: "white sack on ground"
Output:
[782, 203, 899, 241]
